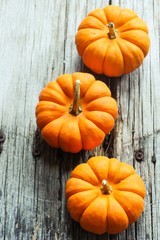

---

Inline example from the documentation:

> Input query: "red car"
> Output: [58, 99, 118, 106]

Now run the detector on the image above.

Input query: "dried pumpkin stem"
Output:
[107, 22, 117, 39]
[101, 180, 112, 194]
[69, 79, 82, 116]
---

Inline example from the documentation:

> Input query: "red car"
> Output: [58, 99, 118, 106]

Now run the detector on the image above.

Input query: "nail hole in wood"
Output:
[0, 131, 6, 143]
[135, 149, 144, 162]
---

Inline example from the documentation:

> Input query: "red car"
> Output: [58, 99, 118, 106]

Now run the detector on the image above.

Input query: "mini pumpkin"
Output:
[75, 5, 150, 77]
[66, 156, 146, 234]
[36, 72, 118, 153]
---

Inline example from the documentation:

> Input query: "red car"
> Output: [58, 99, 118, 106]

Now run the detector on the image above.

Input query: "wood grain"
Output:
[0, 0, 159, 239]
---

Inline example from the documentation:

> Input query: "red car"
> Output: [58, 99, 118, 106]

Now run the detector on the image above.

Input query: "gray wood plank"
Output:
[112, 0, 160, 240]
[0, 0, 159, 239]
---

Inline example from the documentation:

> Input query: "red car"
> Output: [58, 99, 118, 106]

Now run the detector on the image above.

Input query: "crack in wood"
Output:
[32, 129, 41, 158]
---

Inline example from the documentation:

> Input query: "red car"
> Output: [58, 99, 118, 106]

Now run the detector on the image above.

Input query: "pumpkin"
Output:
[66, 156, 146, 234]
[35, 72, 118, 153]
[75, 5, 150, 77]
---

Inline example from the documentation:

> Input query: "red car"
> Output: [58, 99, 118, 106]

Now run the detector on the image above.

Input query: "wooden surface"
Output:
[0, 0, 160, 239]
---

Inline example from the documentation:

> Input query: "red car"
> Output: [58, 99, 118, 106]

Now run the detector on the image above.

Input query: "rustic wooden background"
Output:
[0, 0, 160, 239]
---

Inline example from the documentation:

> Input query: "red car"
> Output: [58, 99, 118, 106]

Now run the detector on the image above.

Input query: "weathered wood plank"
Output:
[0, 0, 160, 239]
[112, 1, 160, 240]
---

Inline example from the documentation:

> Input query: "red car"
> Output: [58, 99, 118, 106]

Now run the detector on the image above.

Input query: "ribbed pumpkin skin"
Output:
[36, 72, 118, 153]
[75, 5, 150, 77]
[66, 156, 146, 234]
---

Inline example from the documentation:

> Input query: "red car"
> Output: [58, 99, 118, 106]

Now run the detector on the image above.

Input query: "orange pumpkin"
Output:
[35, 72, 118, 153]
[66, 156, 146, 234]
[75, 5, 150, 77]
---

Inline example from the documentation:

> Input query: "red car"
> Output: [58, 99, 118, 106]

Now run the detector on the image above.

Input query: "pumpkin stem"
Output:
[107, 22, 117, 39]
[69, 79, 82, 116]
[101, 180, 112, 194]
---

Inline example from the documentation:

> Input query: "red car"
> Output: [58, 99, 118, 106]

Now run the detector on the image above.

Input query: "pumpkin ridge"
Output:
[40, 115, 68, 148]
[103, 6, 137, 28]
[83, 96, 118, 118]
[36, 101, 67, 115]
[107, 158, 122, 183]
[115, 15, 137, 28]
[112, 177, 137, 191]
[117, 17, 149, 33]
[113, 40, 125, 73]
[103, 7, 121, 26]
[78, 116, 105, 150]
[67, 189, 100, 222]
[76, 29, 107, 56]
[118, 23, 146, 34]
[106, 195, 111, 233]
[119, 30, 149, 56]
[111, 192, 130, 217]
[83, 80, 111, 102]
[103, 41, 125, 76]
[58, 115, 82, 153]
[113, 174, 146, 198]
[82, 37, 110, 58]
[87, 164, 104, 184]
[113, 187, 144, 198]
[89, 8, 108, 25]
[106, 194, 128, 234]
[78, 16, 108, 30]
[112, 191, 144, 224]
[81, 37, 111, 74]
[71, 162, 100, 185]
[36, 101, 66, 130]
[102, 41, 111, 73]
[83, 111, 115, 134]
[46, 81, 66, 94]
[117, 37, 145, 58]
[116, 38, 144, 73]
[56, 75, 74, 98]
[56, 115, 71, 147]
[36, 111, 66, 131]
[114, 189, 144, 204]
[39, 87, 68, 105]
[79, 194, 107, 231]
[102, 8, 109, 23]
[87, 156, 110, 183]
[66, 178, 97, 197]
[45, 116, 66, 127]
[79, 193, 101, 222]
[109, 161, 135, 183]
